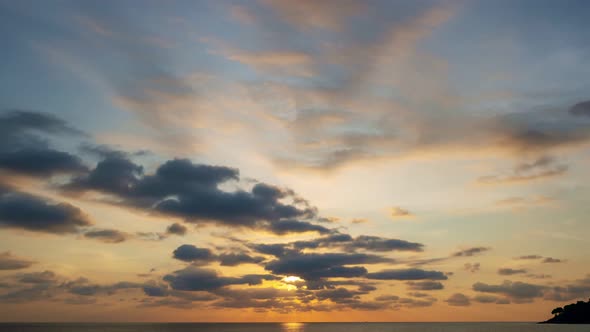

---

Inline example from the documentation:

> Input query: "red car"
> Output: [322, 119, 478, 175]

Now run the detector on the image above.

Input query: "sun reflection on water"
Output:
[281, 322, 305, 332]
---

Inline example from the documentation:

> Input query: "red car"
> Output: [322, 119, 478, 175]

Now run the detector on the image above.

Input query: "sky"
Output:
[0, 0, 590, 323]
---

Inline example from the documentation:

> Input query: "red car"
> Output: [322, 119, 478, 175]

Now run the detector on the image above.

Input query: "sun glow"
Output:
[282, 276, 304, 283]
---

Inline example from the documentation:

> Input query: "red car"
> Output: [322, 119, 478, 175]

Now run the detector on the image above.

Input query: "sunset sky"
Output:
[1, 0, 590, 322]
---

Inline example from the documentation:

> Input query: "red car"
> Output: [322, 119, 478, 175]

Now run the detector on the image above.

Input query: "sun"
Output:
[282, 276, 304, 283]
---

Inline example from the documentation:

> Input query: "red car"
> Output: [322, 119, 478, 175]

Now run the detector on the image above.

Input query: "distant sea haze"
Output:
[0, 322, 587, 332]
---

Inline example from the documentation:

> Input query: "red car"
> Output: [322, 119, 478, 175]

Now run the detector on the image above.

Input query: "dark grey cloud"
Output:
[259, 233, 423, 255]
[516, 255, 543, 260]
[478, 156, 568, 184]
[84, 229, 129, 243]
[344, 235, 423, 252]
[315, 287, 361, 302]
[264, 252, 389, 280]
[569, 100, 590, 117]
[542, 257, 563, 263]
[0, 149, 87, 177]
[445, 293, 471, 306]
[142, 284, 168, 297]
[172, 245, 215, 263]
[218, 253, 265, 266]
[544, 275, 590, 301]
[452, 247, 490, 257]
[473, 295, 509, 304]
[498, 268, 528, 276]
[527, 274, 552, 279]
[0, 283, 57, 303]
[267, 219, 330, 235]
[135, 231, 167, 241]
[172, 244, 264, 266]
[0, 251, 35, 270]
[492, 105, 590, 152]
[303, 279, 375, 291]
[166, 223, 187, 236]
[373, 295, 436, 309]
[138, 298, 195, 309]
[65, 278, 141, 296]
[0, 270, 141, 303]
[163, 266, 276, 291]
[64, 157, 322, 235]
[472, 280, 545, 300]
[0, 186, 92, 234]
[0, 110, 87, 177]
[250, 243, 296, 258]
[79, 144, 149, 160]
[406, 281, 444, 290]
[17, 270, 57, 284]
[366, 268, 448, 281]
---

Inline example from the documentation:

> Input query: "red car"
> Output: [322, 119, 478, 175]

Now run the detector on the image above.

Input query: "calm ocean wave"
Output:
[0, 323, 587, 332]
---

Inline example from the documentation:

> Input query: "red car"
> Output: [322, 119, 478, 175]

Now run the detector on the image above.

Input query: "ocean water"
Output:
[0, 323, 587, 332]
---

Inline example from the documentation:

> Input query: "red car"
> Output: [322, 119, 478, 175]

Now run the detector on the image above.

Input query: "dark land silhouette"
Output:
[541, 299, 590, 324]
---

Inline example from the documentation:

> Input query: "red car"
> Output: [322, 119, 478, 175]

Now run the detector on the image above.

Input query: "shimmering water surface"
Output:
[0, 323, 587, 332]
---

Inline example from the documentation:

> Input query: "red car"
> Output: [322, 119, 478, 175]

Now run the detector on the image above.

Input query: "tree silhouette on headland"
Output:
[542, 299, 590, 324]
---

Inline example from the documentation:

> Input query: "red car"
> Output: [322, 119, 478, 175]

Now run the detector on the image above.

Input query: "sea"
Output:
[0, 323, 587, 332]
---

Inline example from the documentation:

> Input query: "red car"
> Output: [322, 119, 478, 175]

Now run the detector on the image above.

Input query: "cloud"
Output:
[445, 293, 471, 306]
[317, 217, 340, 223]
[83, 229, 129, 243]
[569, 100, 590, 117]
[66, 280, 141, 296]
[473, 295, 509, 304]
[265, 252, 389, 279]
[163, 266, 276, 291]
[516, 255, 543, 260]
[0, 110, 87, 177]
[17, 270, 57, 284]
[406, 281, 444, 290]
[452, 247, 491, 257]
[472, 280, 545, 300]
[250, 243, 296, 258]
[64, 157, 322, 235]
[218, 253, 265, 266]
[343, 235, 423, 252]
[390, 207, 414, 218]
[172, 245, 265, 266]
[544, 275, 590, 301]
[264, 233, 424, 255]
[542, 257, 564, 263]
[316, 287, 363, 302]
[512, 255, 563, 263]
[464, 263, 480, 273]
[166, 223, 187, 236]
[527, 274, 552, 279]
[267, 219, 331, 235]
[0, 252, 35, 270]
[478, 156, 568, 184]
[366, 268, 448, 281]
[498, 268, 528, 276]
[351, 218, 368, 224]
[0, 270, 142, 304]
[172, 245, 215, 264]
[0, 186, 92, 234]
[375, 296, 437, 309]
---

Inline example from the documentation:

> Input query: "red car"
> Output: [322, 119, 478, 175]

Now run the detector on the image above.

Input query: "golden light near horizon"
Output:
[0, 0, 589, 324]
